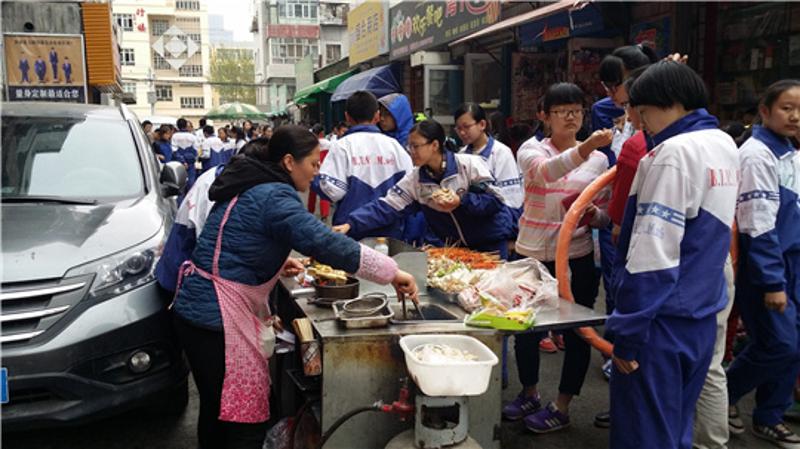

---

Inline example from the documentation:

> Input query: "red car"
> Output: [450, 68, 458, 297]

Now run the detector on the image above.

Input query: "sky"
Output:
[207, 0, 254, 42]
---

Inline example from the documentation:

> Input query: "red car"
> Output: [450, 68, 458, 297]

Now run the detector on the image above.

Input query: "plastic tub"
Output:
[399, 334, 498, 396]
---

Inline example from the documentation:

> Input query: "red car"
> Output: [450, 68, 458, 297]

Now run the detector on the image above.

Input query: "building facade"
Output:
[251, 0, 350, 114]
[112, 0, 212, 122]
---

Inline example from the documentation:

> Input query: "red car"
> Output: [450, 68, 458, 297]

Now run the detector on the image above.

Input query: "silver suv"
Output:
[1, 102, 189, 429]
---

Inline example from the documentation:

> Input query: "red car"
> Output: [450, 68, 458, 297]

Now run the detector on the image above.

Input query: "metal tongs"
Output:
[399, 292, 426, 320]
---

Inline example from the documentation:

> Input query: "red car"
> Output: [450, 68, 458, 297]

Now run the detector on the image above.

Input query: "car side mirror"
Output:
[160, 161, 187, 197]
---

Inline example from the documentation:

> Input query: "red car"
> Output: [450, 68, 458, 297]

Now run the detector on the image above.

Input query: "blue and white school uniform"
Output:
[313, 124, 413, 239]
[607, 110, 739, 449]
[727, 125, 800, 426]
[172, 130, 199, 192]
[461, 136, 524, 213]
[345, 151, 516, 258]
[155, 165, 224, 292]
[200, 136, 230, 172]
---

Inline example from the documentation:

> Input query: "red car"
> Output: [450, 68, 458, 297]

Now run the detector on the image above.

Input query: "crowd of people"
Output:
[144, 43, 800, 449]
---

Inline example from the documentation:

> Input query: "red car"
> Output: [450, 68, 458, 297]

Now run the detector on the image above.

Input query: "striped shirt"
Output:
[515, 137, 610, 261]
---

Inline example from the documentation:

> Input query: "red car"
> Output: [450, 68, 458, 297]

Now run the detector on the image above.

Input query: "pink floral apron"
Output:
[176, 196, 278, 423]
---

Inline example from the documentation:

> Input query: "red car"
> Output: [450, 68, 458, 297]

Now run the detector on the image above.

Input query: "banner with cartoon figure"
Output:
[4, 33, 87, 103]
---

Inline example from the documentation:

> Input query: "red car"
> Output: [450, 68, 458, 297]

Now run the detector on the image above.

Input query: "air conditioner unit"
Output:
[410, 51, 451, 67]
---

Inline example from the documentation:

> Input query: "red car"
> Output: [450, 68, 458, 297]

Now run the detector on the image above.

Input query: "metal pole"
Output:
[147, 68, 155, 115]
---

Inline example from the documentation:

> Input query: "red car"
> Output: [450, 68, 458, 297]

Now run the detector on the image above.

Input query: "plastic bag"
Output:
[458, 257, 558, 313]
[263, 417, 294, 449]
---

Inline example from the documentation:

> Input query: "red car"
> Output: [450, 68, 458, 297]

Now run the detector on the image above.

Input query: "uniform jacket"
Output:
[345, 151, 515, 250]
[607, 110, 740, 360]
[313, 124, 413, 238]
[155, 165, 223, 292]
[736, 126, 800, 296]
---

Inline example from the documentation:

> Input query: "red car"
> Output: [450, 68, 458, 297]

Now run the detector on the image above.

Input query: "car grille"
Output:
[1, 276, 93, 344]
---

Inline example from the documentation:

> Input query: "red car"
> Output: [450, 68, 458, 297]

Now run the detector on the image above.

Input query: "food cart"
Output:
[275, 239, 606, 449]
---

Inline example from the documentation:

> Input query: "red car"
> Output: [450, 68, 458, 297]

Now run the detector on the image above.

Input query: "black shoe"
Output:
[594, 411, 610, 429]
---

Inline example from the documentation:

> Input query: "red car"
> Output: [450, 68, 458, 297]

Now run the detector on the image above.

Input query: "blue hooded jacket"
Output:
[378, 93, 414, 147]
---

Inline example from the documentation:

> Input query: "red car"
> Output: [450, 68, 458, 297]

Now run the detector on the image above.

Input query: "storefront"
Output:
[388, 0, 503, 125]
[710, 2, 800, 123]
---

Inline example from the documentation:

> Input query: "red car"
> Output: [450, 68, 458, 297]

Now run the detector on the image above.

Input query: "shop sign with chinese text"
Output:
[389, 0, 501, 60]
[348, 1, 389, 66]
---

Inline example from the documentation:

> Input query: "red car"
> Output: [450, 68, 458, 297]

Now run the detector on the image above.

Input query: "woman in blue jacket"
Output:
[727, 79, 800, 447]
[333, 119, 516, 258]
[171, 127, 418, 449]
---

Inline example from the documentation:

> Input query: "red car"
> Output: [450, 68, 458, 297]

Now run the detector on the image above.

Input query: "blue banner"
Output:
[519, 4, 604, 48]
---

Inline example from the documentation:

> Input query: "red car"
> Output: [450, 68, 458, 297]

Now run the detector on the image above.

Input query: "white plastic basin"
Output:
[399, 334, 498, 396]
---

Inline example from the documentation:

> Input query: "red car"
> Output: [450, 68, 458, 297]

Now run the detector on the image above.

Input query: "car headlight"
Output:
[65, 229, 166, 300]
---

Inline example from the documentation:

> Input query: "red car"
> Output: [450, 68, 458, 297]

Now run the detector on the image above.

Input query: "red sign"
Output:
[267, 25, 319, 39]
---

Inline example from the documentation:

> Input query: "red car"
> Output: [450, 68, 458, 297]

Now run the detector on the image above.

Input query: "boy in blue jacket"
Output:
[313, 91, 413, 239]
[606, 62, 740, 449]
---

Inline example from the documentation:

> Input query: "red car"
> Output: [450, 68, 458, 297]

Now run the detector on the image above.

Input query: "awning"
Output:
[331, 64, 400, 102]
[449, 0, 588, 47]
[294, 70, 356, 105]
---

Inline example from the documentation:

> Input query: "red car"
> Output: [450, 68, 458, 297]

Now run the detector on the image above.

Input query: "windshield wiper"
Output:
[1, 195, 98, 205]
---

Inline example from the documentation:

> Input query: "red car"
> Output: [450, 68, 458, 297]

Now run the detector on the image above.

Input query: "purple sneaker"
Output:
[524, 402, 571, 434]
[502, 393, 542, 421]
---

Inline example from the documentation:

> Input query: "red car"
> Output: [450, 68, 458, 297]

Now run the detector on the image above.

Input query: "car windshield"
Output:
[1, 116, 144, 201]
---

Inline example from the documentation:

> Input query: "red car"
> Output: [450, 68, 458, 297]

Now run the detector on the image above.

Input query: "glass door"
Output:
[424, 65, 463, 125]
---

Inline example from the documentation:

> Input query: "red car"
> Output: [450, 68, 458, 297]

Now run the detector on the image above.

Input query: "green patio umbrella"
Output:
[205, 102, 269, 120]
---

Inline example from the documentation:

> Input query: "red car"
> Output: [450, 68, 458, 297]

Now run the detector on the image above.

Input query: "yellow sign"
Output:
[348, 1, 389, 67]
[4, 33, 87, 102]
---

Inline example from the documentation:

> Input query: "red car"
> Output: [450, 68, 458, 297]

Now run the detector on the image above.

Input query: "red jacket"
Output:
[608, 131, 647, 226]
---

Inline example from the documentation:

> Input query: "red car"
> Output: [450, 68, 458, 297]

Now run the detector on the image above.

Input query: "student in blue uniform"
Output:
[727, 79, 800, 448]
[155, 124, 174, 163]
[172, 118, 199, 193]
[454, 103, 523, 219]
[606, 61, 740, 449]
[332, 119, 516, 258]
[313, 91, 413, 239]
[594, 44, 661, 381]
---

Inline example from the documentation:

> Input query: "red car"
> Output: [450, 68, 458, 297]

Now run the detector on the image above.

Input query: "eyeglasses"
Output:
[601, 81, 620, 93]
[454, 122, 478, 133]
[548, 109, 584, 119]
[407, 141, 432, 152]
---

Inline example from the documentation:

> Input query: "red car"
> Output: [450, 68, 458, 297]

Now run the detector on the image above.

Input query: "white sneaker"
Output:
[753, 422, 800, 449]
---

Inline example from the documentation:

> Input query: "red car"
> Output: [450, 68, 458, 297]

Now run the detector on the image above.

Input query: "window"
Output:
[120, 48, 135, 66]
[178, 65, 203, 77]
[176, 17, 200, 24]
[114, 14, 134, 31]
[175, 1, 200, 11]
[155, 84, 173, 101]
[270, 38, 318, 64]
[151, 19, 169, 36]
[325, 44, 341, 64]
[122, 82, 137, 103]
[180, 97, 205, 109]
[187, 33, 202, 44]
[278, 0, 317, 19]
[1, 117, 144, 200]
[153, 53, 171, 70]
